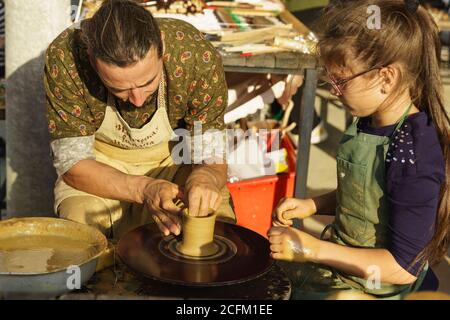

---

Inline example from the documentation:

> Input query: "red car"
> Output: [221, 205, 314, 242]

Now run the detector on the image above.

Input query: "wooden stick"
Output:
[279, 10, 310, 35]
[231, 9, 279, 17]
[207, 1, 261, 9]
[220, 24, 293, 43]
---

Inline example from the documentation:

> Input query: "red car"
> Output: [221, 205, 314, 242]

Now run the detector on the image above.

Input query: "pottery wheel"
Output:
[117, 222, 273, 286]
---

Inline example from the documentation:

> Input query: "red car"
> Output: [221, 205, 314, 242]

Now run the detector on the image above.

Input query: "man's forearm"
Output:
[189, 163, 228, 188]
[63, 159, 151, 204]
[314, 240, 417, 285]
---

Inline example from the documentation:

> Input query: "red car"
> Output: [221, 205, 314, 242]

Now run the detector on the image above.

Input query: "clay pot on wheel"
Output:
[177, 211, 219, 257]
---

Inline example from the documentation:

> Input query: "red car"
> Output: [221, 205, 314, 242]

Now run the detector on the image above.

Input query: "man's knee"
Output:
[58, 196, 113, 236]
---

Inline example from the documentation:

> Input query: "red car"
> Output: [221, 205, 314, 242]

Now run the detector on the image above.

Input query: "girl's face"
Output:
[325, 65, 387, 118]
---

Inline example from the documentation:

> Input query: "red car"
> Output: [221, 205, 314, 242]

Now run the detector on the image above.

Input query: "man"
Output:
[44, 0, 234, 240]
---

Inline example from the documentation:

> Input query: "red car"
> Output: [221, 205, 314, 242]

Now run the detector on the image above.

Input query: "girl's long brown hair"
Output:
[317, 0, 450, 268]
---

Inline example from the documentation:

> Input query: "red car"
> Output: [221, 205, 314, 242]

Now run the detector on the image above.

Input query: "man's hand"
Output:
[142, 179, 182, 236]
[268, 226, 320, 262]
[272, 197, 316, 227]
[184, 170, 222, 217]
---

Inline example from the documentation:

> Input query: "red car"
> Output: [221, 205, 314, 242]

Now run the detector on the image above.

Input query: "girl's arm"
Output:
[268, 227, 418, 285]
[315, 240, 418, 285]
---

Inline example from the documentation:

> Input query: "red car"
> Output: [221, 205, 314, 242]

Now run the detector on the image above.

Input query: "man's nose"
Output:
[129, 88, 146, 107]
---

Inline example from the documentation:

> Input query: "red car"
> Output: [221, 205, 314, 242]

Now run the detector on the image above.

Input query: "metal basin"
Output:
[0, 217, 107, 299]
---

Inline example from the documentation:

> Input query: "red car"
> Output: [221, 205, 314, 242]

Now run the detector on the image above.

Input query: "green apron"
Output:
[283, 103, 428, 299]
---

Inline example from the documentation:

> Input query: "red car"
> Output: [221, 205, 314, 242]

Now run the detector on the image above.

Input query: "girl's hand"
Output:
[268, 226, 320, 262]
[272, 197, 316, 226]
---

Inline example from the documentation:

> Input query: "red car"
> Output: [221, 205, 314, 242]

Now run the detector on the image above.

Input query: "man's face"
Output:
[94, 48, 163, 107]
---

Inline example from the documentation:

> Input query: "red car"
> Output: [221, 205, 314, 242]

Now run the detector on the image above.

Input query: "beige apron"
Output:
[55, 71, 234, 239]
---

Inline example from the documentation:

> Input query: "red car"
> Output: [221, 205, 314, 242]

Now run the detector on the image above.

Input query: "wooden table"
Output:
[221, 10, 318, 199]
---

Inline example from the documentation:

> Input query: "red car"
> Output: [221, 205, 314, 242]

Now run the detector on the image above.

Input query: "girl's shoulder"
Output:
[387, 112, 445, 180]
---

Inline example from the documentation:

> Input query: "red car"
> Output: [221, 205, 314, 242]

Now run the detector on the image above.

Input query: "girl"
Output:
[269, 0, 450, 299]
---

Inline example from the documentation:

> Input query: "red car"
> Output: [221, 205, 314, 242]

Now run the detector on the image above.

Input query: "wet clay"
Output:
[0, 218, 107, 274]
[177, 211, 219, 257]
[0, 236, 100, 273]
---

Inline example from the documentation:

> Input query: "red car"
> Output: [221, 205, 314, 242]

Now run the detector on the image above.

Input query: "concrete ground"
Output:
[301, 68, 450, 294]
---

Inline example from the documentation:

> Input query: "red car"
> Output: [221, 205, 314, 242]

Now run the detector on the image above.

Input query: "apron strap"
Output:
[157, 69, 167, 110]
[345, 118, 359, 137]
[409, 261, 429, 293]
[390, 101, 413, 139]
[351, 101, 413, 139]
[320, 223, 338, 240]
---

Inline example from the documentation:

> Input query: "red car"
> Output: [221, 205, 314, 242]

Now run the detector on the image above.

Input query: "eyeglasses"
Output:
[319, 67, 382, 96]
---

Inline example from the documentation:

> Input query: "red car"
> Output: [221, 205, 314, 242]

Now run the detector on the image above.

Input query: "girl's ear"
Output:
[379, 65, 401, 95]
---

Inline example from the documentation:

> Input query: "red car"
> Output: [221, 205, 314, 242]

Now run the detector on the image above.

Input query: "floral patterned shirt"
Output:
[44, 18, 227, 141]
